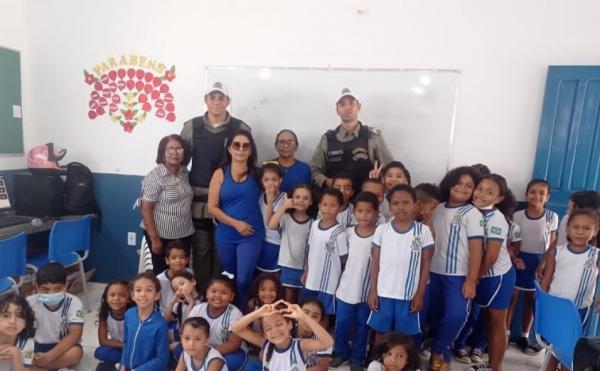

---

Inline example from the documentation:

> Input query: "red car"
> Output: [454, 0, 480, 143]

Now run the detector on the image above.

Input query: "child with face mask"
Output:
[26, 262, 85, 370]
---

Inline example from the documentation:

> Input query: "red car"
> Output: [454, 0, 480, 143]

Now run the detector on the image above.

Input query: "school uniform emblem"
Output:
[584, 257, 595, 269]
[220, 325, 230, 342]
[451, 214, 463, 225]
[325, 240, 336, 253]
[411, 236, 422, 251]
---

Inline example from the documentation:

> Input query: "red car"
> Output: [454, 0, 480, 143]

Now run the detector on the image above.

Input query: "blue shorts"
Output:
[256, 241, 280, 272]
[280, 266, 303, 288]
[300, 288, 336, 315]
[367, 297, 421, 335]
[515, 252, 542, 291]
[475, 267, 516, 309]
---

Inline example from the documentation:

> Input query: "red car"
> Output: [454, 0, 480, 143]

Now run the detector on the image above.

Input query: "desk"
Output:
[0, 215, 91, 239]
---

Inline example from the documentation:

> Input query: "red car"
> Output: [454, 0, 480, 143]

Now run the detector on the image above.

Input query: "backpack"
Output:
[64, 162, 100, 215]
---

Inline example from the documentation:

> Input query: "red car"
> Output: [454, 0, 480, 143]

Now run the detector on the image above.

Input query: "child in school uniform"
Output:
[175, 317, 227, 371]
[232, 300, 334, 371]
[428, 166, 484, 370]
[332, 173, 356, 229]
[367, 185, 434, 349]
[331, 192, 380, 370]
[541, 208, 600, 371]
[165, 271, 204, 360]
[27, 262, 85, 371]
[0, 294, 35, 371]
[301, 188, 349, 317]
[188, 274, 247, 371]
[257, 162, 286, 273]
[508, 179, 558, 354]
[269, 184, 314, 303]
[157, 240, 192, 315]
[466, 174, 517, 371]
[95, 280, 132, 366]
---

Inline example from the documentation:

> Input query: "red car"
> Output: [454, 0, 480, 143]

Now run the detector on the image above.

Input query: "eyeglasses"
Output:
[276, 139, 297, 146]
[231, 141, 251, 151]
[165, 148, 184, 155]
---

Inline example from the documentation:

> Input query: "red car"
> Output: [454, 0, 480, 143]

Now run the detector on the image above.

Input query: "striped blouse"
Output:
[140, 164, 195, 239]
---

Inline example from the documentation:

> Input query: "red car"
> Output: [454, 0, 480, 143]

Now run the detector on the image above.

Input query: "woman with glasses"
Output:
[207, 129, 265, 307]
[140, 134, 195, 274]
[274, 129, 311, 194]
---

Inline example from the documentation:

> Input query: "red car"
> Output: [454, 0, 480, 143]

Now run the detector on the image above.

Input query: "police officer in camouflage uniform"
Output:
[180, 81, 251, 289]
[310, 88, 393, 190]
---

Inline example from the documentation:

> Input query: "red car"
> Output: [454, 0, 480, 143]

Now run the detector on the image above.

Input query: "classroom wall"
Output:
[2, 0, 600, 280]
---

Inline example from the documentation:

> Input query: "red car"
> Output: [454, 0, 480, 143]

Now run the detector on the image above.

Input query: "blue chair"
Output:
[534, 281, 582, 370]
[28, 215, 93, 309]
[0, 232, 29, 295]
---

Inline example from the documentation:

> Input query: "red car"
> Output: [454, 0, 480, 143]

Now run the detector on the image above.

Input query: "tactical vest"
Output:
[325, 124, 373, 189]
[189, 116, 242, 188]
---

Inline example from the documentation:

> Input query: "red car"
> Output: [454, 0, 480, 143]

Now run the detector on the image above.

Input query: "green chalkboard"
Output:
[0, 47, 23, 154]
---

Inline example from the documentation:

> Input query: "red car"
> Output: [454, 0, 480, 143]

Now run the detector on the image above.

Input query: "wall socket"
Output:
[127, 232, 136, 246]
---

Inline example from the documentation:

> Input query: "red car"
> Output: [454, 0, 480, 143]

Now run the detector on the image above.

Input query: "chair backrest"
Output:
[535, 281, 583, 369]
[48, 214, 92, 261]
[0, 232, 27, 278]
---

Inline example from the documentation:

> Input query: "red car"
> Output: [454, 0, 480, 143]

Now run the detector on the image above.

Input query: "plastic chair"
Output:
[0, 232, 30, 295]
[28, 215, 93, 309]
[534, 281, 583, 370]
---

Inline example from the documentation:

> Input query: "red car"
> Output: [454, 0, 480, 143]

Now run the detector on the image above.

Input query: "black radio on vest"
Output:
[189, 117, 242, 188]
[324, 124, 373, 190]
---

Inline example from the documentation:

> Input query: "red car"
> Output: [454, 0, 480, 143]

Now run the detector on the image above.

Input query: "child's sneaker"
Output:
[452, 348, 471, 364]
[516, 337, 543, 355]
[330, 356, 350, 368]
[466, 362, 492, 371]
[469, 347, 483, 363]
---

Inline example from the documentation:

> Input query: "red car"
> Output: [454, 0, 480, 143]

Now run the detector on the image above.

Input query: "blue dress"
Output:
[215, 166, 265, 243]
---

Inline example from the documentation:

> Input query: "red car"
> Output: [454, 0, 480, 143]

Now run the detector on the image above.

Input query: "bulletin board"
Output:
[0, 47, 24, 154]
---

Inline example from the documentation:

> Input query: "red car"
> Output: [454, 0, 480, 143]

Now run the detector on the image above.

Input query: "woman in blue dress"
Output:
[208, 129, 265, 307]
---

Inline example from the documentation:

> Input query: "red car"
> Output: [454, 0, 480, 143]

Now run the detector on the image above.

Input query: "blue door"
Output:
[533, 66, 600, 336]
[533, 66, 600, 216]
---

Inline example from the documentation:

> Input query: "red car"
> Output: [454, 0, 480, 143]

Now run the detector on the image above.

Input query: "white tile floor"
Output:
[76, 283, 544, 371]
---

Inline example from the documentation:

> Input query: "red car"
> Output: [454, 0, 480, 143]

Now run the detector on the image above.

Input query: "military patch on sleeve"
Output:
[491, 226, 502, 235]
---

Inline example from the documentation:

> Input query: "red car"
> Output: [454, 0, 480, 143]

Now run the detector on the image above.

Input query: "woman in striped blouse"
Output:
[141, 134, 195, 274]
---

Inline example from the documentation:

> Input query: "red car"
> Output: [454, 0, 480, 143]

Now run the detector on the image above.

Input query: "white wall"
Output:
[0, 0, 28, 170]
[7, 0, 600, 194]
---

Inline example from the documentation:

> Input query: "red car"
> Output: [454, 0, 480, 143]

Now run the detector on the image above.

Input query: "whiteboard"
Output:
[206, 66, 461, 185]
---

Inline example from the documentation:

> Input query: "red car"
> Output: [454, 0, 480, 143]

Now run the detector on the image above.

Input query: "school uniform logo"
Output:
[584, 257, 595, 270]
[490, 226, 502, 235]
[451, 214, 463, 225]
[325, 240, 336, 254]
[411, 236, 423, 251]
[220, 325, 230, 342]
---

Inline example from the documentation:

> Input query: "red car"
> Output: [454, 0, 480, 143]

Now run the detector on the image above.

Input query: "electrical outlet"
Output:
[127, 232, 136, 246]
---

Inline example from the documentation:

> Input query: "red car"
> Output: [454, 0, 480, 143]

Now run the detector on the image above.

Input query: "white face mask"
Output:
[37, 291, 65, 305]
